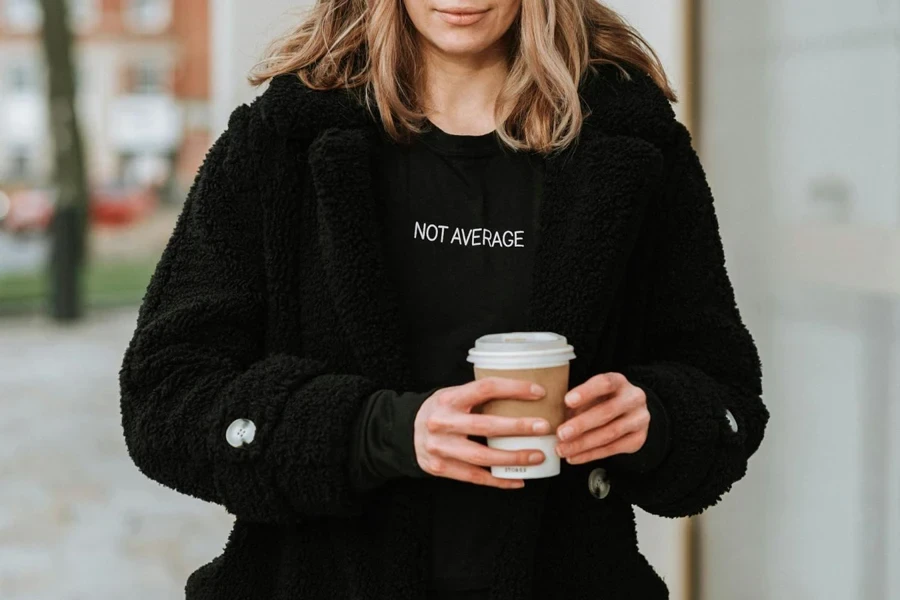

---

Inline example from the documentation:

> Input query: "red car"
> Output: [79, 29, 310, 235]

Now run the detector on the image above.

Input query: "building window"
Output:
[5, 62, 38, 93]
[130, 60, 167, 94]
[7, 147, 34, 181]
[125, 0, 171, 33]
[68, 0, 100, 32]
[2, 0, 42, 32]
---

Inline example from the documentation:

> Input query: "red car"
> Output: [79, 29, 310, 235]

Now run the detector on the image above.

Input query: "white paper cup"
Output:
[467, 332, 575, 479]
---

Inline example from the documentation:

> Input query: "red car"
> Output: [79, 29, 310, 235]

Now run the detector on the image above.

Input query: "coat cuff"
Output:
[207, 356, 380, 518]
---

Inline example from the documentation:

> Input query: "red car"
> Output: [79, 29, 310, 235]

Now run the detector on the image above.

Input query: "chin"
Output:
[429, 32, 495, 56]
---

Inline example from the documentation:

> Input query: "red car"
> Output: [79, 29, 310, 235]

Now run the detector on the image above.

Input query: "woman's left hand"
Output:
[555, 373, 650, 464]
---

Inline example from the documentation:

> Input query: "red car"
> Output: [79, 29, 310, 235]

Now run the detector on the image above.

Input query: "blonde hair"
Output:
[249, 0, 675, 153]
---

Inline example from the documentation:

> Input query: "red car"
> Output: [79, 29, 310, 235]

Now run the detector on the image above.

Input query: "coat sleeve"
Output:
[610, 120, 769, 518]
[119, 105, 380, 523]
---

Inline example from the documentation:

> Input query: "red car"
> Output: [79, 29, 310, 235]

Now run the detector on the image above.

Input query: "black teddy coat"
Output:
[120, 65, 768, 599]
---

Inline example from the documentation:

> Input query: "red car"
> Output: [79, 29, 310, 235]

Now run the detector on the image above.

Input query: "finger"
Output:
[563, 373, 627, 409]
[557, 386, 644, 442]
[433, 412, 552, 437]
[435, 436, 546, 468]
[566, 430, 648, 465]
[565, 402, 592, 421]
[423, 455, 525, 489]
[445, 377, 546, 410]
[557, 409, 649, 458]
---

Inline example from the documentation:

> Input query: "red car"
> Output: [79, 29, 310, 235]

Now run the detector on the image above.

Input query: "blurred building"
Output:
[0, 0, 211, 195]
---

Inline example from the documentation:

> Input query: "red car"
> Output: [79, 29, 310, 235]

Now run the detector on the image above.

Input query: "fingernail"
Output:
[564, 392, 580, 406]
[531, 384, 546, 396]
[529, 452, 545, 464]
[555, 445, 565, 457]
[514, 481, 525, 489]
[558, 426, 574, 441]
[533, 420, 551, 434]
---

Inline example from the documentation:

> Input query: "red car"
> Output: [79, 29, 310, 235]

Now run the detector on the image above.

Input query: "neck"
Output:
[419, 37, 509, 136]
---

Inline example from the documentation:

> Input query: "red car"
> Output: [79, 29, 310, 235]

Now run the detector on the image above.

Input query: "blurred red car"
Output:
[0, 188, 53, 234]
[90, 186, 158, 227]
[0, 186, 158, 233]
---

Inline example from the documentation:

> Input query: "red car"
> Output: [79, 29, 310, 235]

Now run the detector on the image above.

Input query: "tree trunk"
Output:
[38, 0, 89, 321]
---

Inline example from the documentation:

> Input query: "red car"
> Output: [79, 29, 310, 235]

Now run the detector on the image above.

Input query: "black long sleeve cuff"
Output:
[603, 384, 670, 474]
[348, 389, 432, 492]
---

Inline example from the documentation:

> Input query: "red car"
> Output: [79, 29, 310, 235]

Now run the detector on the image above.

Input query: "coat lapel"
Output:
[308, 127, 414, 389]
[528, 133, 663, 382]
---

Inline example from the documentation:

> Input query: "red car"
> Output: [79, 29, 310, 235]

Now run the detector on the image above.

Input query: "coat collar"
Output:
[267, 67, 670, 388]
[256, 64, 676, 143]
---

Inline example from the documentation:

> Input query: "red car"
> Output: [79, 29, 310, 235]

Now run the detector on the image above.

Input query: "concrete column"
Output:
[210, 0, 309, 135]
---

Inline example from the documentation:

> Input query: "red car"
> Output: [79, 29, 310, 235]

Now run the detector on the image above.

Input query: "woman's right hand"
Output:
[414, 378, 551, 489]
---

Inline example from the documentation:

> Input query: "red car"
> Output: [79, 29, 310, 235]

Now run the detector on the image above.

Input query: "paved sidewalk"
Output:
[0, 308, 233, 599]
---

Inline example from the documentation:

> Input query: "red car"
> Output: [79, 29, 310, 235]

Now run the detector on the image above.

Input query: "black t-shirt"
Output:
[378, 121, 542, 591]
[376, 123, 543, 392]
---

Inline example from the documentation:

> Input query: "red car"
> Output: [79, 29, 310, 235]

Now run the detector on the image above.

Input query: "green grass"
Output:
[0, 269, 45, 304]
[0, 259, 157, 314]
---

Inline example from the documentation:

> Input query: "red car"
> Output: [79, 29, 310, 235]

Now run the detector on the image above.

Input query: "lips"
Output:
[437, 6, 487, 14]
[435, 6, 490, 25]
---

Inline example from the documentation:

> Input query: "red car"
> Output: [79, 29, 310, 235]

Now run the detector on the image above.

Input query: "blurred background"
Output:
[1, 1, 897, 598]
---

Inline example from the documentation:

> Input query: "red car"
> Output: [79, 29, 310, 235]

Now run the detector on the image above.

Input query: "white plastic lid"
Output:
[467, 332, 576, 370]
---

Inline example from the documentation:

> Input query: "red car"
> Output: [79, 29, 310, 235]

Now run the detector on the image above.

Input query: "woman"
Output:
[120, 0, 768, 598]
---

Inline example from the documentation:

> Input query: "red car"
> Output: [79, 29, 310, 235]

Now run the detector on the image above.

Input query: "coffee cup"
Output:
[467, 332, 575, 479]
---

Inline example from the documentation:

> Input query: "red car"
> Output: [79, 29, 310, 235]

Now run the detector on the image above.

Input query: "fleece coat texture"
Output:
[119, 65, 768, 599]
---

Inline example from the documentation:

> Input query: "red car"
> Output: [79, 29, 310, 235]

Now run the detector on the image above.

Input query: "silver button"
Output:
[725, 409, 738, 433]
[226, 418, 256, 448]
[588, 467, 611, 500]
